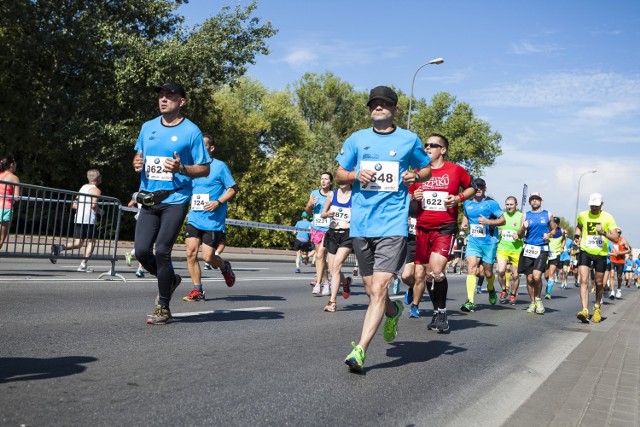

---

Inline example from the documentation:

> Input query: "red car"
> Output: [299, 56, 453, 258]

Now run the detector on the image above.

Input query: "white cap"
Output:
[588, 192, 603, 206]
[529, 192, 542, 200]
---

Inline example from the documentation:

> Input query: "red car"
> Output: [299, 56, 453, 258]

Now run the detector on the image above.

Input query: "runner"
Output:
[448, 231, 466, 274]
[409, 133, 475, 332]
[336, 85, 431, 372]
[623, 254, 634, 288]
[182, 133, 238, 302]
[292, 211, 312, 274]
[132, 82, 211, 325]
[634, 254, 640, 288]
[544, 218, 564, 299]
[497, 196, 524, 305]
[558, 230, 573, 288]
[517, 192, 556, 314]
[320, 182, 353, 312]
[570, 234, 581, 287]
[608, 228, 630, 299]
[460, 178, 505, 313]
[400, 202, 418, 303]
[0, 155, 20, 252]
[305, 172, 333, 296]
[575, 193, 620, 323]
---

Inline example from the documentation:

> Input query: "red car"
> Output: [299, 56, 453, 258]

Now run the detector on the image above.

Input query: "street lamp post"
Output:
[574, 169, 597, 225]
[406, 57, 444, 130]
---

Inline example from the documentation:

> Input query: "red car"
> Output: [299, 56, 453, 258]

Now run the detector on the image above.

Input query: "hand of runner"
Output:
[163, 151, 182, 173]
[414, 188, 423, 201]
[133, 150, 143, 173]
[357, 169, 374, 184]
[444, 194, 458, 207]
[401, 170, 416, 186]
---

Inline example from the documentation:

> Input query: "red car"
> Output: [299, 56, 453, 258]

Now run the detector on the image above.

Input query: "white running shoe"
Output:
[321, 283, 330, 296]
[312, 283, 321, 295]
[616, 289, 622, 298]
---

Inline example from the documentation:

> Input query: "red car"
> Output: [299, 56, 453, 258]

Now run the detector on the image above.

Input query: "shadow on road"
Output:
[174, 310, 285, 323]
[207, 294, 286, 302]
[0, 356, 97, 384]
[366, 340, 466, 371]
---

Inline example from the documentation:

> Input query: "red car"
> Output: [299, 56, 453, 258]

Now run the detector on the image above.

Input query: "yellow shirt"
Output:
[576, 210, 617, 256]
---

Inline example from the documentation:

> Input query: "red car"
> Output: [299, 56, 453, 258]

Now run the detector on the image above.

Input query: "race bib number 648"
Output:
[360, 161, 399, 192]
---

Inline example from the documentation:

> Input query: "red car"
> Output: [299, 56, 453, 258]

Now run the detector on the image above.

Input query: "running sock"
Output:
[505, 271, 511, 289]
[476, 276, 485, 287]
[425, 280, 436, 310]
[547, 279, 554, 294]
[487, 275, 495, 292]
[434, 277, 448, 310]
[195, 285, 203, 292]
[466, 275, 476, 302]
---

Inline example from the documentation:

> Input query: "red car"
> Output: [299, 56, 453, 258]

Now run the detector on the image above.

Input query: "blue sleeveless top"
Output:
[524, 210, 550, 246]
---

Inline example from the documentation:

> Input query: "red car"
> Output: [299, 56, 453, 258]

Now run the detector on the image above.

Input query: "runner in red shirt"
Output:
[409, 133, 476, 333]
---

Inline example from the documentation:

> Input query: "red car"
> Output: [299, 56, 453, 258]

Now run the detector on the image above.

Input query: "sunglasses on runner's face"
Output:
[425, 143, 443, 149]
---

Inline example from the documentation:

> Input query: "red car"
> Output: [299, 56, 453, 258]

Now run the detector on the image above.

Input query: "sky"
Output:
[179, 0, 640, 248]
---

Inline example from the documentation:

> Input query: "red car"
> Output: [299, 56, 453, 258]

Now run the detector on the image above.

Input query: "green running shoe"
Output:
[488, 290, 497, 305]
[125, 251, 133, 267]
[526, 302, 536, 313]
[344, 342, 365, 372]
[535, 299, 545, 314]
[382, 300, 403, 342]
[460, 300, 475, 312]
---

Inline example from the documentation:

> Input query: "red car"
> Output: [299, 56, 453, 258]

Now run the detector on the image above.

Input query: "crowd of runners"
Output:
[5, 81, 632, 374]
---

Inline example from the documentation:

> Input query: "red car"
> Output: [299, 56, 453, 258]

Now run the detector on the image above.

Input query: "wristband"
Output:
[414, 172, 420, 182]
[355, 169, 360, 181]
[180, 165, 187, 175]
[458, 193, 465, 202]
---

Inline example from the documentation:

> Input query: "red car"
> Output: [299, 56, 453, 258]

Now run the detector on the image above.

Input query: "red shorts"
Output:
[415, 229, 455, 265]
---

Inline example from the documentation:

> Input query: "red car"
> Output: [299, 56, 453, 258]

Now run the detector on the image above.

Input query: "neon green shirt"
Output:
[577, 210, 617, 256]
[498, 210, 523, 252]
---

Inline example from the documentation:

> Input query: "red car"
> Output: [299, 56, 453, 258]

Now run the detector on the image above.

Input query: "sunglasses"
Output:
[425, 143, 444, 149]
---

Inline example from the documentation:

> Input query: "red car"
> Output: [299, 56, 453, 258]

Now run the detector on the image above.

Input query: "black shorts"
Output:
[561, 260, 571, 267]
[518, 250, 549, 275]
[547, 256, 560, 268]
[73, 223, 96, 240]
[323, 228, 353, 255]
[405, 235, 416, 264]
[610, 263, 624, 275]
[184, 224, 225, 249]
[577, 251, 608, 273]
[293, 239, 312, 252]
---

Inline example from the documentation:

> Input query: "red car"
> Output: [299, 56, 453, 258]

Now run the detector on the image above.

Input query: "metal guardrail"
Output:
[0, 180, 125, 281]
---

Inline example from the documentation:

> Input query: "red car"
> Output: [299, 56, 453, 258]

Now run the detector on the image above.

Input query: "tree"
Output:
[410, 92, 502, 176]
[0, 0, 275, 214]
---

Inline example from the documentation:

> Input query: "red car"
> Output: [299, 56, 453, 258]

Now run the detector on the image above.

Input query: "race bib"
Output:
[145, 156, 172, 181]
[408, 217, 417, 236]
[523, 244, 541, 259]
[548, 251, 558, 260]
[313, 213, 330, 228]
[329, 205, 351, 223]
[190, 193, 210, 211]
[422, 191, 448, 211]
[360, 161, 399, 192]
[469, 224, 485, 238]
[585, 235, 604, 249]
[501, 229, 518, 242]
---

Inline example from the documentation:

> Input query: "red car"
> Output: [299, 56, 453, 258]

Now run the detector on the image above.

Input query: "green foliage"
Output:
[411, 93, 502, 177]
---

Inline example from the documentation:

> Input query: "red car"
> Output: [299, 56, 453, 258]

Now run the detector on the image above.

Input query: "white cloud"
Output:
[475, 71, 640, 108]
[576, 101, 638, 119]
[511, 41, 563, 55]
[282, 48, 318, 68]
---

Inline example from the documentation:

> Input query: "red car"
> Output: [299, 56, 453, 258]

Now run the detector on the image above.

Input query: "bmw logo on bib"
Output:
[154, 158, 160, 164]
[390, 150, 397, 157]
[375, 163, 382, 171]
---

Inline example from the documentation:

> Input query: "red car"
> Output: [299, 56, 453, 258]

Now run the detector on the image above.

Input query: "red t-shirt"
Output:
[410, 161, 472, 231]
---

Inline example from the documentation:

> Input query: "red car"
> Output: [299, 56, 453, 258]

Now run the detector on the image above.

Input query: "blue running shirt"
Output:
[463, 197, 503, 245]
[524, 210, 551, 246]
[187, 158, 236, 232]
[310, 189, 330, 232]
[135, 116, 211, 204]
[336, 127, 430, 238]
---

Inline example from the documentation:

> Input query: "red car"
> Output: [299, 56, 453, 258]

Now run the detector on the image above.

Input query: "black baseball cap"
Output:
[154, 82, 186, 98]
[474, 177, 486, 188]
[366, 86, 398, 107]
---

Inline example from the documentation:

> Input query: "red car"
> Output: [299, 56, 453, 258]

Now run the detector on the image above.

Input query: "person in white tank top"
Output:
[49, 169, 102, 271]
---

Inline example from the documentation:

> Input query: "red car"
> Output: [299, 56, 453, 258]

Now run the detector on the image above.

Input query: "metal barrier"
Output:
[0, 180, 125, 281]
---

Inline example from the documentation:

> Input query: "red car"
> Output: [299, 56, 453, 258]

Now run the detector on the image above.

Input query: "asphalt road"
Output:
[1, 258, 635, 426]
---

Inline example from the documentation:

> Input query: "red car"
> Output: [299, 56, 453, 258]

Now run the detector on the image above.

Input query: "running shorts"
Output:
[323, 228, 353, 255]
[352, 236, 407, 277]
[414, 228, 455, 265]
[577, 251, 607, 273]
[310, 229, 326, 245]
[465, 240, 498, 265]
[497, 248, 521, 266]
[185, 224, 225, 249]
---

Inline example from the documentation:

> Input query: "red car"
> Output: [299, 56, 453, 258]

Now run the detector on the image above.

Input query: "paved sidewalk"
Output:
[505, 288, 640, 426]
